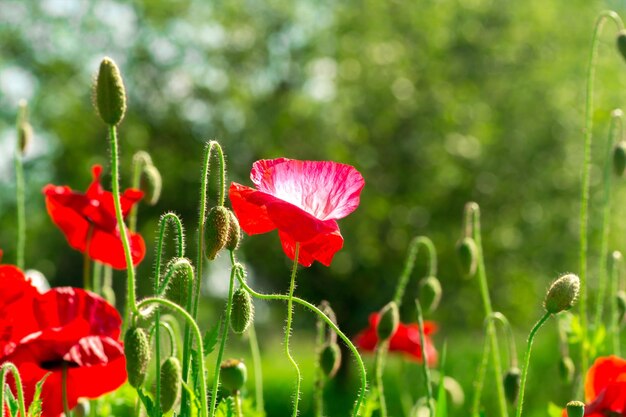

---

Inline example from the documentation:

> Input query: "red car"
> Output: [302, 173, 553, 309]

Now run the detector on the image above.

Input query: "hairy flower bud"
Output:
[320, 343, 342, 378]
[456, 237, 478, 278]
[230, 288, 253, 334]
[614, 141, 626, 177]
[220, 359, 247, 394]
[544, 274, 580, 314]
[418, 276, 442, 314]
[160, 357, 182, 412]
[205, 206, 230, 260]
[503, 367, 521, 404]
[566, 400, 585, 417]
[559, 356, 575, 384]
[617, 30, 626, 63]
[94, 57, 126, 126]
[377, 301, 399, 342]
[124, 327, 151, 387]
[225, 210, 241, 251]
[141, 164, 162, 206]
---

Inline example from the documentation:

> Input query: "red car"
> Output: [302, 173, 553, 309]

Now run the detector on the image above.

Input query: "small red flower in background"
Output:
[561, 355, 626, 417]
[229, 158, 365, 267]
[355, 312, 438, 366]
[0, 264, 126, 417]
[43, 165, 145, 269]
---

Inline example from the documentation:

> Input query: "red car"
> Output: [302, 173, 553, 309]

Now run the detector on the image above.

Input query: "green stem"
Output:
[285, 244, 302, 417]
[392, 236, 437, 307]
[314, 302, 335, 417]
[610, 251, 623, 355]
[62, 364, 71, 417]
[149, 321, 177, 356]
[93, 261, 103, 296]
[471, 333, 491, 417]
[208, 261, 237, 417]
[247, 323, 265, 413]
[415, 300, 435, 417]
[0, 363, 27, 417]
[234, 392, 244, 417]
[467, 202, 508, 417]
[233, 264, 367, 417]
[136, 297, 208, 417]
[374, 341, 389, 417]
[14, 152, 25, 270]
[579, 10, 624, 376]
[82, 227, 93, 291]
[515, 312, 552, 417]
[129, 151, 152, 233]
[593, 110, 623, 333]
[108, 125, 138, 317]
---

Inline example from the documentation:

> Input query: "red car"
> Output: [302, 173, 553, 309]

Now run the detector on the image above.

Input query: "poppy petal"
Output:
[585, 355, 626, 401]
[88, 228, 146, 270]
[279, 229, 344, 267]
[229, 183, 277, 235]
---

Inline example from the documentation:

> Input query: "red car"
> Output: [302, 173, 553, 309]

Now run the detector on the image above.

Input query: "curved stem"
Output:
[610, 252, 623, 355]
[0, 363, 27, 417]
[579, 10, 624, 376]
[247, 323, 265, 413]
[149, 321, 177, 356]
[486, 312, 518, 368]
[415, 300, 435, 417]
[108, 125, 138, 317]
[374, 341, 389, 417]
[233, 264, 367, 417]
[136, 297, 208, 417]
[392, 236, 437, 307]
[285, 244, 302, 417]
[515, 312, 552, 417]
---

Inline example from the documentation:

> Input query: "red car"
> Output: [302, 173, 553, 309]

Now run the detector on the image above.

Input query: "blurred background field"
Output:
[3, 0, 626, 415]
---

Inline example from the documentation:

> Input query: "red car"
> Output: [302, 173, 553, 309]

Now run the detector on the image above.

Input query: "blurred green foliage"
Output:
[3, 0, 626, 415]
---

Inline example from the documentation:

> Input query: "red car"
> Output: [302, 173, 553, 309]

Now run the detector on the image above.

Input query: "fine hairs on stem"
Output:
[284, 244, 302, 417]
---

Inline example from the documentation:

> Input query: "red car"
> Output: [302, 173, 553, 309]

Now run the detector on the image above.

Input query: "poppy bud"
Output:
[544, 274, 580, 314]
[614, 141, 626, 177]
[418, 276, 442, 314]
[617, 30, 626, 63]
[94, 57, 126, 126]
[160, 357, 182, 412]
[220, 359, 247, 394]
[503, 367, 521, 404]
[456, 237, 478, 278]
[141, 164, 162, 206]
[377, 301, 399, 342]
[205, 206, 230, 260]
[618, 291, 626, 324]
[18, 122, 33, 155]
[320, 343, 342, 378]
[124, 327, 151, 388]
[559, 356, 575, 384]
[230, 288, 253, 334]
[566, 400, 585, 417]
[225, 210, 241, 251]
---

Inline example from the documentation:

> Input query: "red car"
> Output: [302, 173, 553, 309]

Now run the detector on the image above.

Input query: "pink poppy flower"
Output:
[229, 158, 365, 267]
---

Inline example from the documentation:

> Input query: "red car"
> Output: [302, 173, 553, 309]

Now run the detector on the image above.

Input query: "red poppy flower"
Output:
[43, 165, 145, 269]
[561, 355, 626, 417]
[354, 312, 438, 366]
[229, 158, 365, 267]
[0, 265, 126, 417]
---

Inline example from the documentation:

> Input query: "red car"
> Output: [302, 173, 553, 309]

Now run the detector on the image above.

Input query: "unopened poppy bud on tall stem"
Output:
[566, 401, 584, 417]
[14, 100, 30, 269]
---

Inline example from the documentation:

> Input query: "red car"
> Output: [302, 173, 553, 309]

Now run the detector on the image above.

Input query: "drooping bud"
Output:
[225, 210, 241, 251]
[617, 290, 626, 324]
[320, 343, 342, 378]
[220, 359, 247, 394]
[418, 276, 442, 314]
[503, 367, 521, 404]
[377, 301, 399, 342]
[205, 206, 230, 260]
[544, 274, 580, 314]
[94, 57, 126, 126]
[230, 288, 253, 334]
[159, 357, 182, 412]
[617, 30, 626, 63]
[558, 356, 575, 384]
[566, 400, 585, 417]
[124, 327, 151, 388]
[613, 141, 626, 177]
[456, 237, 478, 278]
[141, 164, 162, 206]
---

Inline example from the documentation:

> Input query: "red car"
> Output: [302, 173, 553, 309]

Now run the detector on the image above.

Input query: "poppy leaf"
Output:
[203, 321, 221, 357]
[4, 384, 18, 417]
[135, 387, 155, 416]
[28, 372, 51, 417]
[180, 380, 201, 417]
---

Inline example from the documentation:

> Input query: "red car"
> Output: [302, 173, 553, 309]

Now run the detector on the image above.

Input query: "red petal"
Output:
[0, 266, 39, 355]
[88, 228, 146, 270]
[229, 183, 277, 235]
[279, 229, 343, 267]
[585, 355, 626, 401]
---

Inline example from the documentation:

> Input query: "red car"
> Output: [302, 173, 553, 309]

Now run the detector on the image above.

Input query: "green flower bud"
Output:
[544, 274, 580, 314]
[220, 359, 247, 394]
[456, 237, 478, 278]
[205, 206, 230, 260]
[225, 210, 241, 251]
[613, 141, 626, 177]
[503, 367, 521, 404]
[566, 400, 585, 417]
[617, 290, 626, 324]
[418, 276, 442, 314]
[617, 30, 626, 63]
[124, 327, 151, 388]
[230, 288, 253, 334]
[377, 301, 399, 342]
[141, 164, 162, 206]
[18, 122, 33, 155]
[73, 400, 90, 417]
[160, 357, 182, 413]
[320, 343, 342, 378]
[94, 57, 126, 126]
[559, 356, 575, 384]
